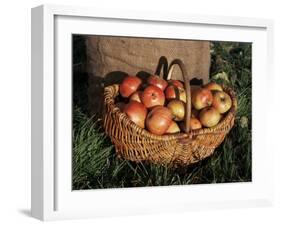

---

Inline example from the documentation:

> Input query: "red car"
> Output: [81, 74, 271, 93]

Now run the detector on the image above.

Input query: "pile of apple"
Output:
[115, 74, 232, 136]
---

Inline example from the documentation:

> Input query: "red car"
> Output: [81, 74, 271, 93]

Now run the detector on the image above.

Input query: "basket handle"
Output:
[154, 56, 168, 79]
[167, 59, 191, 133]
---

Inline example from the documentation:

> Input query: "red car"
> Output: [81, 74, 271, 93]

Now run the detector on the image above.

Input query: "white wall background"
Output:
[0, 0, 280, 225]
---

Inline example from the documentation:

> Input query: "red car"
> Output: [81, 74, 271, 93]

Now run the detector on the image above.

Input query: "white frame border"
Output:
[31, 4, 274, 221]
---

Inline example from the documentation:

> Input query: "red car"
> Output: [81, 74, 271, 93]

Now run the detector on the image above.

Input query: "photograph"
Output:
[72, 35, 252, 190]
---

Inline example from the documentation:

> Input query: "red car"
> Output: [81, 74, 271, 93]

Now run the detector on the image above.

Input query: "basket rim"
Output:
[104, 84, 237, 141]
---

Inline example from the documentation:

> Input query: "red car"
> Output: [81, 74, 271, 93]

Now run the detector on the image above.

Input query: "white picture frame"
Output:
[31, 4, 274, 221]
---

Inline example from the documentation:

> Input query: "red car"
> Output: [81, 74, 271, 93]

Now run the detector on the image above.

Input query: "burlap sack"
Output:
[86, 36, 210, 115]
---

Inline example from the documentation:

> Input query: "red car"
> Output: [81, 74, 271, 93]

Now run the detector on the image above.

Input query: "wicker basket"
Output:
[103, 59, 237, 167]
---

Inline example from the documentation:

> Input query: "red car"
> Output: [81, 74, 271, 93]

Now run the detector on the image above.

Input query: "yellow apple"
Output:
[167, 100, 185, 121]
[199, 107, 221, 127]
[191, 88, 213, 110]
[204, 82, 223, 92]
[166, 121, 181, 134]
[212, 91, 232, 113]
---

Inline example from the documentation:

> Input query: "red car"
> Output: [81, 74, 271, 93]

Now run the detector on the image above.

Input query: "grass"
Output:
[72, 38, 252, 190]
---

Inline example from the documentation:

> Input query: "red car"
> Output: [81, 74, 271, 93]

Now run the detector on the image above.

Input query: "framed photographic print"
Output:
[31, 4, 274, 221]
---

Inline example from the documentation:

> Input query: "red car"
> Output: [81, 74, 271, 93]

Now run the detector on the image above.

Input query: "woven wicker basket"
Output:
[103, 59, 237, 167]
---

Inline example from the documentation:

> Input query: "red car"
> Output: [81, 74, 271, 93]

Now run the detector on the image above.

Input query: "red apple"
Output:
[129, 91, 142, 103]
[199, 107, 221, 128]
[167, 100, 185, 121]
[141, 85, 165, 108]
[204, 82, 223, 92]
[191, 88, 213, 110]
[190, 117, 202, 130]
[147, 74, 168, 91]
[123, 101, 147, 128]
[164, 85, 187, 103]
[119, 75, 142, 98]
[166, 121, 180, 134]
[168, 79, 184, 88]
[146, 106, 173, 135]
[212, 91, 232, 113]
